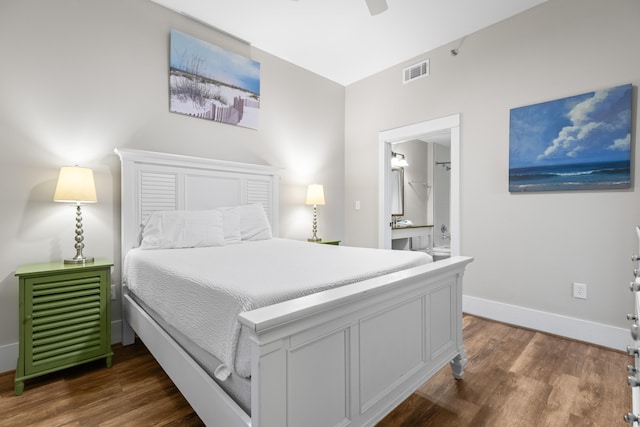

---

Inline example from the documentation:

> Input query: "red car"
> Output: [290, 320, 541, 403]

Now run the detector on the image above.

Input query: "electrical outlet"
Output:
[110, 284, 118, 301]
[573, 282, 587, 300]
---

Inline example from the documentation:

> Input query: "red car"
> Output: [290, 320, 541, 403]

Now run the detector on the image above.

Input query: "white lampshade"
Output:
[54, 166, 97, 203]
[305, 184, 325, 206]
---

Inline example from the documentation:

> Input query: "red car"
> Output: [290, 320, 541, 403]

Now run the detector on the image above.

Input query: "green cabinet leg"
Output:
[106, 354, 113, 368]
[15, 380, 24, 396]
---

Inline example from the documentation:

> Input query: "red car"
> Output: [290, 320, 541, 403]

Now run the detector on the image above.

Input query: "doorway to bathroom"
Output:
[378, 114, 461, 256]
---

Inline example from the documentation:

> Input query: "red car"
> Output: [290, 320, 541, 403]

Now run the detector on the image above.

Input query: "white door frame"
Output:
[378, 114, 461, 255]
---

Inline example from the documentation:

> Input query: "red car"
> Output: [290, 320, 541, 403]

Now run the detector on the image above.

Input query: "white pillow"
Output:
[222, 204, 272, 241]
[140, 210, 224, 249]
[219, 208, 241, 245]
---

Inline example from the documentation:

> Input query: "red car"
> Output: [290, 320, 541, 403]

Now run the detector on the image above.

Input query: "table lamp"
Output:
[305, 184, 325, 242]
[54, 166, 97, 264]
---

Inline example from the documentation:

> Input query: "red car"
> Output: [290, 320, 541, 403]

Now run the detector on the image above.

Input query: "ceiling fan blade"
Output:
[366, 0, 388, 15]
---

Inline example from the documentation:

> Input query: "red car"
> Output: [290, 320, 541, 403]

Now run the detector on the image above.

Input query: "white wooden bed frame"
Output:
[115, 148, 473, 427]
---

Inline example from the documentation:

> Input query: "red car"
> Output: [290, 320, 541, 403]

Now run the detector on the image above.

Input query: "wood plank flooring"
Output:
[0, 315, 630, 426]
[380, 315, 630, 426]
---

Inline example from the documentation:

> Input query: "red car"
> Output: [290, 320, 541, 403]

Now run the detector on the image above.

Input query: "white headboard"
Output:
[115, 148, 280, 255]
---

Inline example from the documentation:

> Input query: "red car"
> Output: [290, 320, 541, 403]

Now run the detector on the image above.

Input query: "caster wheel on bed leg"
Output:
[450, 348, 467, 380]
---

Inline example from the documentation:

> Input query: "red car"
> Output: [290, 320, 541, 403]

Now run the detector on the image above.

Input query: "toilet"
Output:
[431, 245, 451, 261]
[411, 235, 451, 261]
[410, 235, 432, 257]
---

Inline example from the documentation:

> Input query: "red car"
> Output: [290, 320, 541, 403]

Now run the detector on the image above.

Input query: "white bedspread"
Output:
[123, 238, 431, 379]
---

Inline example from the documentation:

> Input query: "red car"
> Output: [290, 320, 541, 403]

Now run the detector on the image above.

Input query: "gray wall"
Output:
[345, 0, 639, 330]
[0, 0, 345, 369]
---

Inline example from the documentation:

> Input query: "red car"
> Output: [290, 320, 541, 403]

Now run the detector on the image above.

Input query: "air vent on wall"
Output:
[403, 59, 429, 84]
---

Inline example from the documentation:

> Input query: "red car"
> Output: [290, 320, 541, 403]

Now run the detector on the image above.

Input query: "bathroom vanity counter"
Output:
[391, 224, 432, 240]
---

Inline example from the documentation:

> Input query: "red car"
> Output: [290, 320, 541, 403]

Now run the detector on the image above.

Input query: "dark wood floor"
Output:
[0, 315, 630, 426]
[380, 315, 630, 426]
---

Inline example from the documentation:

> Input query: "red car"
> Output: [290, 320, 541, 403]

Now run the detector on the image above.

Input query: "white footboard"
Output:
[240, 255, 472, 427]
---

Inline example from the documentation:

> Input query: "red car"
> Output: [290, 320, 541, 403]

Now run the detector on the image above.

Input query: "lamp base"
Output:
[307, 237, 322, 242]
[64, 257, 94, 265]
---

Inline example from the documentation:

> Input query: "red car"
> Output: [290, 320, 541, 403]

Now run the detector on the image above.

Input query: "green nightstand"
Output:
[14, 259, 113, 395]
[309, 239, 341, 245]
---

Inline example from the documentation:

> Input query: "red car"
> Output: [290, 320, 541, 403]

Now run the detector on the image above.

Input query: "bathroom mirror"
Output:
[390, 167, 404, 216]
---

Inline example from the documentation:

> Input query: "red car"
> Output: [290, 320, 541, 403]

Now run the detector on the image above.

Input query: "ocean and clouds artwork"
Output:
[509, 83, 632, 192]
[169, 30, 260, 130]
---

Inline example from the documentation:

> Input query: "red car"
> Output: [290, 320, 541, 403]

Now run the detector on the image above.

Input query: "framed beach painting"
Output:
[169, 29, 260, 130]
[509, 83, 632, 192]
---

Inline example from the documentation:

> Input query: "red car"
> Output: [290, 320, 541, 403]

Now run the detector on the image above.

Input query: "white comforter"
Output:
[123, 238, 431, 379]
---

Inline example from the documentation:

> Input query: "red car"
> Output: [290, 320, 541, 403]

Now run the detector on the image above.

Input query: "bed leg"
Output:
[450, 347, 467, 380]
[122, 319, 135, 346]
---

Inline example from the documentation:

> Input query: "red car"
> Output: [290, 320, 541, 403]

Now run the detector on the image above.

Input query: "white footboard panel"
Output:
[240, 256, 472, 427]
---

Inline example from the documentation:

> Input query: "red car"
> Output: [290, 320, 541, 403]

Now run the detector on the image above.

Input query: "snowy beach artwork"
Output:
[509, 84, 632, 192]
[169, 30, 260, 130]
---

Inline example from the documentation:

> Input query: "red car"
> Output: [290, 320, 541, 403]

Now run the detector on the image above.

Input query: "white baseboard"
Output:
[111, 319, 122, 344]
[0, 321, 123, 375]
[0, 342, 17, 374]
[463, 295, 630, 351]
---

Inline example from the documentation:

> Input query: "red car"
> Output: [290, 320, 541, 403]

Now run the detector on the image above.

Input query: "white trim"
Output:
[378, 114, 461, 256]
[0, 342, 17, 374]
[463, 295, 630, 351]
[114, 147, 278, 176]
[111, 320, 122, 344]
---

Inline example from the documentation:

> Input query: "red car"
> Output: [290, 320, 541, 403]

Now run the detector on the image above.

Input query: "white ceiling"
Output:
[151, 0, 547, 86]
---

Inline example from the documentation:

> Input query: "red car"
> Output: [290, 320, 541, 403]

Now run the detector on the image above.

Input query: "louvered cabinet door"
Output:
[15, 260, 113, 395]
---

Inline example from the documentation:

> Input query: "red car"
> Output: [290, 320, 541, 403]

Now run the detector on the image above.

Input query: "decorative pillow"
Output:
[218, 207, 241, 245]
[140, 210, 224, 249]
[225, 204, 272, 241]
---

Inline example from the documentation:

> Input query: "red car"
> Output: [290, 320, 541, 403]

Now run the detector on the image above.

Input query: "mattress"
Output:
[123, 238, 432, 381]
[129, 294, 252, 413]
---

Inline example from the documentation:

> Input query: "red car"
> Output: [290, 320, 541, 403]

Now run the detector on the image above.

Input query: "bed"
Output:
[115, 148, 473, 427]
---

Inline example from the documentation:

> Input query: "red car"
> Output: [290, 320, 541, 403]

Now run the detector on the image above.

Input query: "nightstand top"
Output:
[308, 239, 341, 245]
[15, 259, 113, 277]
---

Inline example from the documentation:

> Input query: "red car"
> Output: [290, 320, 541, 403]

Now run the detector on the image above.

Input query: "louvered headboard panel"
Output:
[115, 148, 280, 255]
[140, 171, 178, 224]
